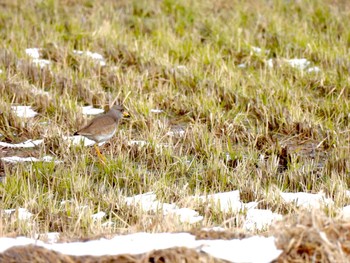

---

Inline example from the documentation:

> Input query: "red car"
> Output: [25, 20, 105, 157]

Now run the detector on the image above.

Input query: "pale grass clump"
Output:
[1, 0, 350, 261]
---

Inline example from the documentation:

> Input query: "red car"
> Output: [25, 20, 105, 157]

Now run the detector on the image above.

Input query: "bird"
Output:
[74, 105, 130, 161]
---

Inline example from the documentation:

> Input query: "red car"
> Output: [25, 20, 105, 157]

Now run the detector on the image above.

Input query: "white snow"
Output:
[307, 66, 321, 73]
[201, 236, 282, 263]
[82, 106, 104, 115]
[92, 212, 106, 221]
[25, 48, 51, 68]
[11, 106, 38, 118]
[0, 139, 43, 148]
[342, 205, 350, 219]
[1, 155, 61, 164]
[73, 50, 106, 66]
[285, 58, 310, 70]
[280, 192, 334, 208]
[243, 209, 283, 231]
[150, 109, 164, 113]
[64, 135, 96, 147]
[127, 140, 148, 147]
[32, 58, 51, 68]
[4, 208, 32, 220]
[266, 58, 274, 68]
[195, 190, 257, 213]
[34, 232, 60, 244]
[125, 192, 203, 224]
[166, 128, 185, 137]
[251, 46, 269, 55]
[25, 48, 41, 59]
[31, 86, 50, 96]
[0, 233, 282, 262]
[346, 190, 350, 197]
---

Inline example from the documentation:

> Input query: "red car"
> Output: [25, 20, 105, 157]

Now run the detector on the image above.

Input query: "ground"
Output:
[1, 0, 350, 262]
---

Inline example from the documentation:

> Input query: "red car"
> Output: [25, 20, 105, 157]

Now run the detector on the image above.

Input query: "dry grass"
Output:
[1, 0, 350, 261]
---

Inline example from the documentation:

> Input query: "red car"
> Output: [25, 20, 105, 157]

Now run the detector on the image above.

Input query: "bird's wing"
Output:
[75, 116, 116, 136]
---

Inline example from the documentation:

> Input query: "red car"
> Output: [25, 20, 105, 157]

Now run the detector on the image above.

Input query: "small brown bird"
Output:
[74, 105, 129, 161]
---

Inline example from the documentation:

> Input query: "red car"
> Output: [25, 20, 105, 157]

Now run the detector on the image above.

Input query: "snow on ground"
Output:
[0, 233, 282, 263]
[73, 50, 106, 66]
[285, 58, 311, 70]
[127, 140, 148, 147]
[1, 155, 61, 164]
[280, 191, 334, 208]
[342, 205, 350, 219]
[0, 139, 43, 148]
[166, 127, 185, 137]
[150, 109, 164, 113]
[31, 58, 51, 68]
[2, 190, 347, 261]
[125, 192, 203, 224]
[4, 208, 33, 220]
[25, 48, 41, 59]
[243, 209, 283, 231]
[81, 106, 104, 115]
[195, 190, 257, 213]
[25, 48, 51, 68]
[63, 135, 97, 146]
[11, 106, 38, 118]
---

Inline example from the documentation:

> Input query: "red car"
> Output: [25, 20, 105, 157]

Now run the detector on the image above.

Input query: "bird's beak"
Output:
[123, 111, 131, 118]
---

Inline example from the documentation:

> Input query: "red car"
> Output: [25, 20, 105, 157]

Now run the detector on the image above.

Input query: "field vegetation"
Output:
[1, 0, 350, 261]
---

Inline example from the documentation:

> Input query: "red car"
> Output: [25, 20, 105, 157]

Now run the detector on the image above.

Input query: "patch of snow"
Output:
[342, 205, 350, 219]
[125, 192, 156, 205]
[31, 86, 50, 96]
[4, 208, 32, 220]
[73, 50, 106, 66]
[251, 46, 269, 55]
[92, 212, 106, 221]
[127, 140, 148, 147]
[150, 109, 164, 113]
[285, 58, 310, 70]
[25, 48, 41, 59]
[202, 226, 226, 232]
[1, 155, 61, 164]
[166, 128, 185, 137]
[101, 221, 115, 227]
[280, 192, 334, 208]
[168, 208, 203, 224]
[11, 106, 38, 118]
[201, 236, 282, 263]
[125, 192, 203, 224]
[35, 232, 60, 244]
[64, 135, 96, 147]
[32, 58, 51, 68]
[0, 139, 43, 148]
[60, 200, 72, 205]
[243, 209, 283, 231]
[193, 191, 258, 213]
[307, 66, 321, 73]
[266, 58, 274, 68]
[196, 190, 241, 212]
[0, 233, 282, 262]
[81, 106, 104, 115]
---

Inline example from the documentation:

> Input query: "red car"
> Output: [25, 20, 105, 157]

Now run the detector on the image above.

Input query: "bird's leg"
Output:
[94, 144, 106, 164]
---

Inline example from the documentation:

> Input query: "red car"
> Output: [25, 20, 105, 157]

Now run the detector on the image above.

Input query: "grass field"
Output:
[1, 0, 350, 261]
